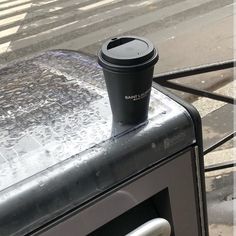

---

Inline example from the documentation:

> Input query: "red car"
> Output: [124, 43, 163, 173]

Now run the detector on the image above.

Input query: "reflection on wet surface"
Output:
[0, 50, 185, 191]
[0, 50, 196, 236]
[0, 50, 110, 190]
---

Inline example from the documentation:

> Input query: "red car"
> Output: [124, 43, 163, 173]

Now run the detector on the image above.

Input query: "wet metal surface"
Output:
[0, 50, 193, 192]
[0, 50, 107, 190]
[0, 50, 195, 236]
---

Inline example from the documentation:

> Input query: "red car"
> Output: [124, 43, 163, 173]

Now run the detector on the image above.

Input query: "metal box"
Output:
[0, 51, 208, 236]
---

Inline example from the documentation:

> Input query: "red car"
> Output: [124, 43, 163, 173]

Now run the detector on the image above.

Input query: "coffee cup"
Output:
[98, 36, 159, 124]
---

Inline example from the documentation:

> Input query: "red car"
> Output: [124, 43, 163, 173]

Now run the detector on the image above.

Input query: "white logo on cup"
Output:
[125, 88, 151, 101]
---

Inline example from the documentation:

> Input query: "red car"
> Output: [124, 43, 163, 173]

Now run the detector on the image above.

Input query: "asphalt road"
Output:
[0, 0, 234, 70]
[0, 0, 234, 101]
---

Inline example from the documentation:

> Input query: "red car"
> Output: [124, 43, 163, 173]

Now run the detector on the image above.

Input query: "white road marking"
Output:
[79, 0, 116, 11]
[56, 0, 209, 50]
[0, 13, 27, 27]
[0, 42, 10, 53]
[0, 26, 20, 38]
[0, 0, 62, 17]
[3, 0, 151, 50]
[0, 0, 31, 10]
[0, 3, 32, 17]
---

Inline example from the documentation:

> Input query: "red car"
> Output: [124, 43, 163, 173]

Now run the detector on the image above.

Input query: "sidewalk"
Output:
[192, 79, 235, 236]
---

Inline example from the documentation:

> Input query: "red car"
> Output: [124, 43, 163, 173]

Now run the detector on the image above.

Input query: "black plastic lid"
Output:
[98, 36, 159, 71]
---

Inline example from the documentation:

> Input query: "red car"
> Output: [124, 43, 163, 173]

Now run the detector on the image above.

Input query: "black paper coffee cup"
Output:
[98, 36, 159, 124]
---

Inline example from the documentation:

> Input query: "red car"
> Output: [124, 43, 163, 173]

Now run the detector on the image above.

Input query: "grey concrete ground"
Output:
[0, 0, 235, 235]
[193, 80, 235, 236]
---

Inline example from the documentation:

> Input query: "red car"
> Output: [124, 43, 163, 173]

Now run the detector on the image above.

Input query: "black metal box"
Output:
[0, 51, 208, 236]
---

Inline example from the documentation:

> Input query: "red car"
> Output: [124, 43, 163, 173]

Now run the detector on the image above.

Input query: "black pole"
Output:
[153, 59, 236, 82]
[157, 80, 236, 104]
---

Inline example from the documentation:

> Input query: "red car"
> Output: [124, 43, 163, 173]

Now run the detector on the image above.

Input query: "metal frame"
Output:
[153, 59, 236, 172]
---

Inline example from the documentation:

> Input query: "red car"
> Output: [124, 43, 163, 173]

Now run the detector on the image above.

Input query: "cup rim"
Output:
[98, 48, 159, 72]
[98, 36, 159, 72]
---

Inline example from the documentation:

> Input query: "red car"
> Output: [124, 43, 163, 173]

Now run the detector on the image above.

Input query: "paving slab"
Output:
[193, 78, 235, 236]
